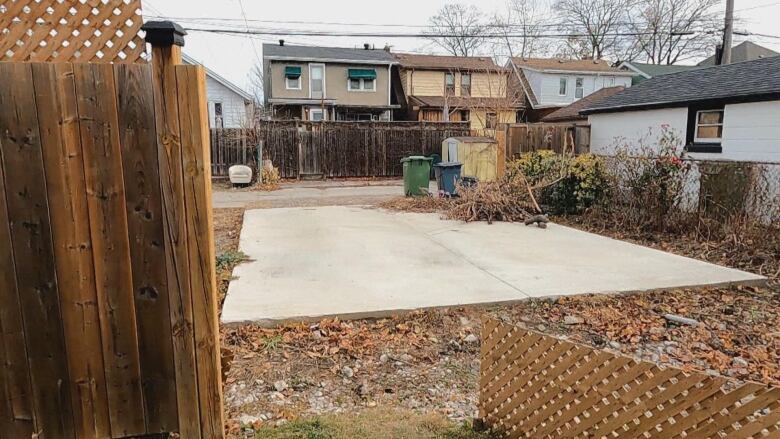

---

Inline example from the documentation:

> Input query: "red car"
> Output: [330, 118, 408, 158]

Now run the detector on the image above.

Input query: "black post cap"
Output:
[142, 21, 187, 47]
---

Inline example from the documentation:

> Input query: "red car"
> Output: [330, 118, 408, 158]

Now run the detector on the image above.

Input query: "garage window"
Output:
[695, 110, 724, 143]
[686, 105, 724, 153]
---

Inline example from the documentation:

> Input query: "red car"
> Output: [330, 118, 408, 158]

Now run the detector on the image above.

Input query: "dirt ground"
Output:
[213, 201, 779, 438]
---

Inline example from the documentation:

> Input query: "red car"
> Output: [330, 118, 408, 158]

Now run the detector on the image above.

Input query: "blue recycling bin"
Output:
[433, 161, 463, 195]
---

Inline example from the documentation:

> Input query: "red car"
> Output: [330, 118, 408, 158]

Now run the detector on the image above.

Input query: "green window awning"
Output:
[348, 68, 376, 80]
[284, 66, 302, 78]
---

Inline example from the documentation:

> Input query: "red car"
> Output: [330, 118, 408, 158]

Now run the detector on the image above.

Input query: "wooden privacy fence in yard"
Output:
[0, 41, 223, 439]
[505, 123, 590, 159]
[479, 318, 780, 438]
[210, 121, 471, 179]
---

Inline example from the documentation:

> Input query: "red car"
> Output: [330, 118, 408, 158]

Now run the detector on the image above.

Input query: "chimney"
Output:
[279, 39, 285, 46]
[364, 43, 370, 50]
[715, 44, 723, 64]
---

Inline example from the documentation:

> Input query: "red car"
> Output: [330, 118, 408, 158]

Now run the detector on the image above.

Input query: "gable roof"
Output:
[511, 57, 631, 75]
[698, 41, 778, 66]
[394, 53, 501, 71]
[619, 61, 701, 79]
[582, 56, 780, 114]
[181, 53, 254, 101]
[541, 86, 625, 122]
[263, 43, 396, 65]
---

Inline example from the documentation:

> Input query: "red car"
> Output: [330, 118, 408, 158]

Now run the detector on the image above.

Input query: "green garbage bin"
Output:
[400, 156, 432, 196]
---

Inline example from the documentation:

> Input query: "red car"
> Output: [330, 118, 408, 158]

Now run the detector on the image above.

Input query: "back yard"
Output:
[214, 155, 779, 438]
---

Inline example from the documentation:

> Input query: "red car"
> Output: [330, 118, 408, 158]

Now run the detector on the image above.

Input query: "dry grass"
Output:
[214, 208, 247, 312]
[376, 196, 451, 213]
[244, 409, 498, 439]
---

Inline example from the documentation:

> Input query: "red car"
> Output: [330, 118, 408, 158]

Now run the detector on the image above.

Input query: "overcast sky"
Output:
[142, 0, 780, 93]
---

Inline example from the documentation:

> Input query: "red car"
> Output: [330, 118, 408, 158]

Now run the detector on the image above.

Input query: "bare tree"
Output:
[249, 63, 264, 104]
[554, 0, 634, 59]
[425, 3, 486, 56]
[627, 0, 720, 64]
[492, 0, 551, 59]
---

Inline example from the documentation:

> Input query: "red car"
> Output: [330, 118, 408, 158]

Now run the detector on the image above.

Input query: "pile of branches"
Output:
[445, 181, 536, 224]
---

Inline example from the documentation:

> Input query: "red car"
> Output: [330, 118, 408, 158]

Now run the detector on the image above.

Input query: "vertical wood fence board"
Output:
[150, 45, 202, 439]
[114, 63, 179, 433]
[0, 137, 34, 438]
[72, 62, 146, 437]
[31, 61, 112, 439]
[212, 122, 471, 179]
[175, 64, 225, 439]
[0, 61, 76, 439]
[479, 317, 780, 438]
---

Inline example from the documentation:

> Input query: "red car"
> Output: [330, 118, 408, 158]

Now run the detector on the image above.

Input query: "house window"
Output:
[460, 110, 470, 121]
[309, 108, 326, 122]
[445, 72, 456, 95]
[559, 77, 567, 96]
[347, 69, 377, 91]
[575, 77, 584, 99]
[348, 78, 376, 91]
[486, 112, 498, 129]
[214, 102, 224, 128]
[695, 110, 724, 143]
[284, 65, 302, 90]
[461, 73, 471, 96]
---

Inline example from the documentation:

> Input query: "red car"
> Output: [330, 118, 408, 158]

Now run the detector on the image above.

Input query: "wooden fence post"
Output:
[144, 21, 213, 439]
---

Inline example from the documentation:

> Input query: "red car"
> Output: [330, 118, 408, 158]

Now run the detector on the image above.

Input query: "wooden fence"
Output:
[0, 58, 222, 438]
[211, 121, 471, 179]
[505, 123, 590, 159]
[480, 318, 780, 438]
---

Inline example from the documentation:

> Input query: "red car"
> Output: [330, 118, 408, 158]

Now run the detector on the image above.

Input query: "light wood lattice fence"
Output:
[479, 318, 780, 438]
[0, 0, 146, 63]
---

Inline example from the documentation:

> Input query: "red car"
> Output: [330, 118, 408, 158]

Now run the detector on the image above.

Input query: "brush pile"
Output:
[444, 181, 537, 224]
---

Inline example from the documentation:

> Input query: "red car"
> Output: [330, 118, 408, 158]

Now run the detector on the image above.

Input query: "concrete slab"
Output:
[222, 206, 765, 325]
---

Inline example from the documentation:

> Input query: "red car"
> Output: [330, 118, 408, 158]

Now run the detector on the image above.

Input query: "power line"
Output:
[144, 14, 720, 31]
[180, 27, 704, 39]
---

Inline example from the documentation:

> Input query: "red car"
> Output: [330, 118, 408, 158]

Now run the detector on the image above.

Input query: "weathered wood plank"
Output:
[0, 61, 75, 439]
[0, 133, 35, 439]
[72, 62, 146, 437]
[176, 64, 225, 439]
[31, 61, 112, 439]
[114, 62, 180, 434]
[150, 44, 201, 439]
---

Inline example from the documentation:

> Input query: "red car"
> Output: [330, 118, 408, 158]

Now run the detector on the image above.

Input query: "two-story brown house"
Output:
[394, 53, 522, 132]
[263, 41, 398, 121]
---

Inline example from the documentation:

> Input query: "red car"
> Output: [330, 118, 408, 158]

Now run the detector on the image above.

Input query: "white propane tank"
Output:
[228, 165, 253, 185]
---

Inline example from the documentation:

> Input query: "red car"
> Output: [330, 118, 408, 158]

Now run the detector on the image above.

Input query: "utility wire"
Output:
[180, 27, 703, 39]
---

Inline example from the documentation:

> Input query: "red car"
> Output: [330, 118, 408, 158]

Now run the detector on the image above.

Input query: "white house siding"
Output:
[588, 101, 780, 163]
[205, 75, 251, 128]
[524, 70, 632, 107]
[588, 103, 780, 221]
[588, 107, 689, 155]
[718, 100, 780, 162]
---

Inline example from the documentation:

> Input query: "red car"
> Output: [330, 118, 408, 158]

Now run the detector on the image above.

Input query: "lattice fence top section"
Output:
[479, 318, 780, 439]
[0, 0, 147, 63]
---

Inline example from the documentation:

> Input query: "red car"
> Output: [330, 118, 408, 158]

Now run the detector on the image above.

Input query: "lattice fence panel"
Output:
[0, 0, 146, 63]
[479, 318, 780, 438]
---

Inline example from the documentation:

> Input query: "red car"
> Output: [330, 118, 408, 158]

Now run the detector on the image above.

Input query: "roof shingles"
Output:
[394, 53, 501, 70]
[511, 57, 626, 73]
[583, 56, 780, 114]
[263, 43, 396, 64]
